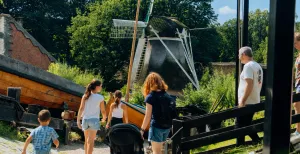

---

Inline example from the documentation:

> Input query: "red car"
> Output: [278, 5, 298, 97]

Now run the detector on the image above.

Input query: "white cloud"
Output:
[263, 8, 269, 11]
[219, 6, 236, 15]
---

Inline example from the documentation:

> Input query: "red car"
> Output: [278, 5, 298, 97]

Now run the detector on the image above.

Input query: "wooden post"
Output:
[182, 127, 190, 154]
[125, 0, 142, 102]
[172, 119, 183, 154]
[63, 121, 71, 145]
[7, 87, 21, 102]
[263, 0, 296, 153]
[235, 0, 241, 107]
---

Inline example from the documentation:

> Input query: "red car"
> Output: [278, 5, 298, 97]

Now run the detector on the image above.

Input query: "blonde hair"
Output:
[142, 72, 168, 97]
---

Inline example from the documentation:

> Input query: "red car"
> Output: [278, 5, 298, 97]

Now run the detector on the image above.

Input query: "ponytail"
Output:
[114, 90, 122, 109]
[84, 79, 102, 100]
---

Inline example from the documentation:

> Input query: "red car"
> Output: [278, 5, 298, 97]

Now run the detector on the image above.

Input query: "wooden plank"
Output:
[172, 119, 183, 154]
[7, 87, 21, 102]
[20, 96, 78, 111]
[183, 103, 264, 128]
[0, 78, 80, 111]
[181, 118, 264, 143]
[181, 122, 264, 151]
[263, 0, 296, 153]
[0, 71, 81, 100]
[0, 71, 81, 102]
[18, 113, 64, 130]
[0, 107, 17, 121]
[0, 79, 80, 104]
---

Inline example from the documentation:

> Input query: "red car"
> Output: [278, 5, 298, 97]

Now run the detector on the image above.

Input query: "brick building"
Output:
[0, 14, 56, 70]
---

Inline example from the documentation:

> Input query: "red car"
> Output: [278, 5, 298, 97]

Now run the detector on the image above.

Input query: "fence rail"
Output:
[172, 94, 300, 153]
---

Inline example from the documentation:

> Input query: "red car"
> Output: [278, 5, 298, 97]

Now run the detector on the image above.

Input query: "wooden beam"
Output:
[7, 87, 21, 102]
[18, 113, 64, 130]
[181, 118, 264, 143]
[263, 0, 296, 153]
[125, 0, 142, 102]
[183, 102, 264, 128]
[172, 119, 183, 154]
[181, 122, 264, 151]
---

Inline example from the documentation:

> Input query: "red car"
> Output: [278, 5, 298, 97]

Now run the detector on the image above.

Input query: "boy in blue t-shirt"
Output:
[22, 109, 59, 154]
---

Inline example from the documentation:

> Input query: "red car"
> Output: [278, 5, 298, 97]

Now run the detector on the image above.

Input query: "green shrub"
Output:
[48, 62, 103, 87]
[129, 84, 145, 106]
[177, 68, 235, 114]
[0, 121, 26, 141]
[205, 71, 235, 112]
[121, 84, 145, 106]
[177, 83, 211, 113]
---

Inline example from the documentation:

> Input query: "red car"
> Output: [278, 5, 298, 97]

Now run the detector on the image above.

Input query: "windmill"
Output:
[110, 0, 199, 98]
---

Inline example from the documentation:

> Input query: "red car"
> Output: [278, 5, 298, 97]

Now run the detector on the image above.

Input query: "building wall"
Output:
[9, 23, 51, 70]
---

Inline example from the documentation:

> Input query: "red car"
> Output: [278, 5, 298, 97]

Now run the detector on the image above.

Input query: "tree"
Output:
[217, 9, 269, 62]
[68, 0, 218, 90]
[68, 0, 144, 90]
[217, 19, 237, 62]
[248, 9, 269, 52]
[0, 0, 92, 62]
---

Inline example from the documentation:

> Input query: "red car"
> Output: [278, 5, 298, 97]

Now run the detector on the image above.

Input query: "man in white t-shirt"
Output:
[236, 46, 263, 145]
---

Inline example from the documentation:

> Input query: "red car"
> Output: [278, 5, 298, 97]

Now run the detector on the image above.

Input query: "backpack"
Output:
[152, 91, 178, 128]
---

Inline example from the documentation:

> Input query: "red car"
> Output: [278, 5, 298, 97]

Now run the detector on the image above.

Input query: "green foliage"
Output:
[205, 71, 235, 111]
[121, 84, 144, 106]
[67, 0, 139, 90]
[129, 85, 144, 106]
[0, 121, 27, 141]
[193, 134, 263, 153]
[254, 36, 268, 64]
[177, 69, 235, 113]
[68, 0, 217, 90]
[217, 9, 269, 62]
[217, 19, 238, 62]
[177, 83, 211, 113]
[0, 0, 91, 61]
[248, 10, 269, 51]
[48, 62, 102, 87]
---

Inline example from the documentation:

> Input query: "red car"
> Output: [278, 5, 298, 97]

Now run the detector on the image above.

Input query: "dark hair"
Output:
[114, 90, 122, 109]
[38, 109, 51, 122]
[84, 79, 102, 100]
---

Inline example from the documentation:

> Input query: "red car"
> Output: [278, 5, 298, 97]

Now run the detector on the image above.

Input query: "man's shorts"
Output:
[148, 126, 170, 142]
[82, 118, 100, 131]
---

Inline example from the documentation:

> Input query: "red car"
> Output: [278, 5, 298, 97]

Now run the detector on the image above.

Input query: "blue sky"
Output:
[212, 0, 300, 24]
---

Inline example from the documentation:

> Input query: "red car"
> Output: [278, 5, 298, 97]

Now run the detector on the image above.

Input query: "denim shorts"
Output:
[148, 126, 170, 142]
[33, 150, 50, 154]
[82, 118, 100, 131]
[297, 85, 300, 93]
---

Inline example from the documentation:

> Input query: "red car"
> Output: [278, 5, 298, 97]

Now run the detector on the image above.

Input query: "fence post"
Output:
[7, 87, 21, 102]
[63, 121, 71, 145]
[182, 127, 190, 154]
[172, 119, 183, 154]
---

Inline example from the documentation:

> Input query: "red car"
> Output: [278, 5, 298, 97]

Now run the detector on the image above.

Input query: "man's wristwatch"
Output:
[140, 128, 145, 132]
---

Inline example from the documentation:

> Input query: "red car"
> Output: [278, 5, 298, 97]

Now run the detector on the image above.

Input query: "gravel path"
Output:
[0, 137, 110, 154]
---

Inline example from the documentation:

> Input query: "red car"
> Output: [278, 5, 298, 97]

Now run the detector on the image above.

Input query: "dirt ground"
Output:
[0, 137, 110, 154]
